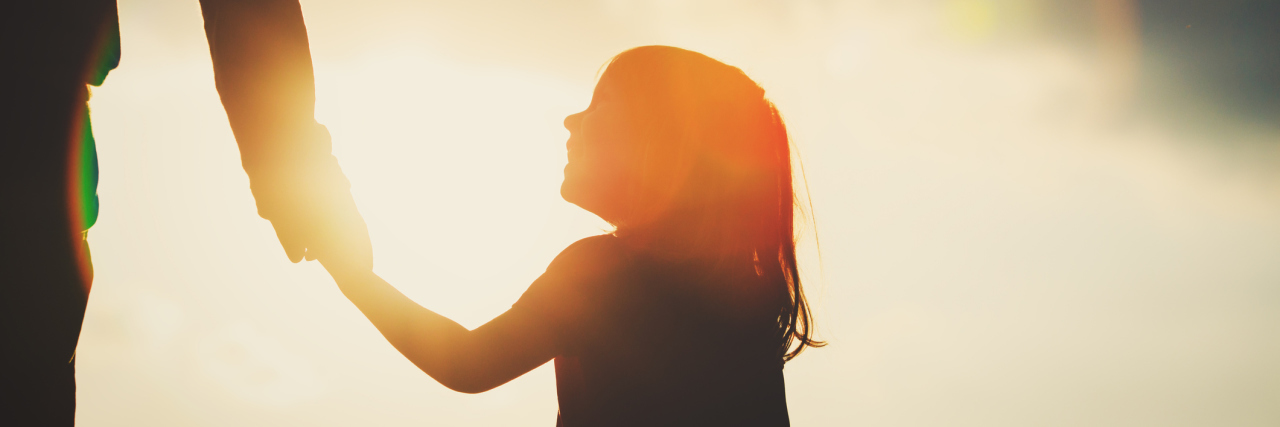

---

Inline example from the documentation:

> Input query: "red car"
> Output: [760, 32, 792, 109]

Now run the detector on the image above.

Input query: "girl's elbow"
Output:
[435, 372, 499, 394]
[421, 357, 501, 394]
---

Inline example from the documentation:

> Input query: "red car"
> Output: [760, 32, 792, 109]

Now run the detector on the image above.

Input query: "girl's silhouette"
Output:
[320, 45, 823, 426]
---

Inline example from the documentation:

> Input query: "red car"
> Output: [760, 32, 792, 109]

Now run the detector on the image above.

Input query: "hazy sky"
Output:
[78, 1, 1280, 425]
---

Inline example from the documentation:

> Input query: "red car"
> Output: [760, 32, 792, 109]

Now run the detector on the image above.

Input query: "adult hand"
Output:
[249, 146, 373, 271]
[268, 182, 372, 269]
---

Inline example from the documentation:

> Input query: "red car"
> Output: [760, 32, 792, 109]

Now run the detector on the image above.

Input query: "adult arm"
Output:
[198, 0, 371, 267]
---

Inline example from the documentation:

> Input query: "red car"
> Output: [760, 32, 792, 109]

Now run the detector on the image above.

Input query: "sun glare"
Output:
[65, 1, 1280, 426]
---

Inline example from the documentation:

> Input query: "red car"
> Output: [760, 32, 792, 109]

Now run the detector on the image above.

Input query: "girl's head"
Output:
[561, 45, 822, 361]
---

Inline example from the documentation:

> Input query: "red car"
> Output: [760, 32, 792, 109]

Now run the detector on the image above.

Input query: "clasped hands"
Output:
[249, 150, 373, 279]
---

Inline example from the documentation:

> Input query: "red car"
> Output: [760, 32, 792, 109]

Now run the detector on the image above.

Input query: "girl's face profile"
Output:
[561, 71, 640, 223]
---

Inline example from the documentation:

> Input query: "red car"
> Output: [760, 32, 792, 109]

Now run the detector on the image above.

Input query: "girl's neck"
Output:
[615, 219, 741, 265]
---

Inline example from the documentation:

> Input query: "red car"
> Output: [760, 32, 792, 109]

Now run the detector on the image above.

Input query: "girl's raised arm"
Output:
[320, 264, 561, 393]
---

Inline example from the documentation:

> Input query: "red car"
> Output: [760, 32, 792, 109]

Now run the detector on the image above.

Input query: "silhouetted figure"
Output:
[0, 1, 369, 424]
[319, 46, 823, 426]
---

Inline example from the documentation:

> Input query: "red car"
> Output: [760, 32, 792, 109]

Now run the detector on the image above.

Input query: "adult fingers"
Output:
[271, 218, 308, 263]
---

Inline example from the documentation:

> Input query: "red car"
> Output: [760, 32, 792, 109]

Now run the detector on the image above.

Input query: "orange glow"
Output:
[69, 1, 1280, 426]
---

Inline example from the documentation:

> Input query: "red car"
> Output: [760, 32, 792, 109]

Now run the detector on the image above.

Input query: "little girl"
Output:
[319, 45, 823, 426]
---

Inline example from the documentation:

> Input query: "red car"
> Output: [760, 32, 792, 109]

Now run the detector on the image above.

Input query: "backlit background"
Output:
[78, 0, 1280, 425]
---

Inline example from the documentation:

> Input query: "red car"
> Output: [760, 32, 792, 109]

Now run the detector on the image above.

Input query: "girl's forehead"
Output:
[594, 62, 655, 96]
[591, 72, 625, 101]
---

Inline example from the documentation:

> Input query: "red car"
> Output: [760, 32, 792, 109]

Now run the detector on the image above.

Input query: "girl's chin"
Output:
[560, 180, 585, 204]
[560, 182, 612, 219]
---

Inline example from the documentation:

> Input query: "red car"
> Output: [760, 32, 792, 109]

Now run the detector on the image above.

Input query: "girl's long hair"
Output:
[603, 46, 824, 362]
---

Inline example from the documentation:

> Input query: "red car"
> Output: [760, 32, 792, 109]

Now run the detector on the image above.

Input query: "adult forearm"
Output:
[199, 0, 371, 267]
[199, 0, 329, 174]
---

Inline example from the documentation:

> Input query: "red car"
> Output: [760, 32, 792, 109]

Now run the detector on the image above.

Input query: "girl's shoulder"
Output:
[544, 234, 632, 279]
[560, 233, 626, 256]
[515, 234, 631, 317]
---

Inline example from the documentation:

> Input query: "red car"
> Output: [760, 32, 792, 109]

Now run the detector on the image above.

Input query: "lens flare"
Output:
[66, 104, 98, 293]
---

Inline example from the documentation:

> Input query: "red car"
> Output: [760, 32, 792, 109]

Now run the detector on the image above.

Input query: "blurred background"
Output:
[78, 0, 1280, 425]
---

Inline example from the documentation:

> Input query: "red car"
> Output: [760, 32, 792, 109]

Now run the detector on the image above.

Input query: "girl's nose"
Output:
[564, 111, 584, 131]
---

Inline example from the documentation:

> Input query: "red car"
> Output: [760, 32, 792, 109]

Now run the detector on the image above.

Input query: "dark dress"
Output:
[511, 235, 790, 426]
